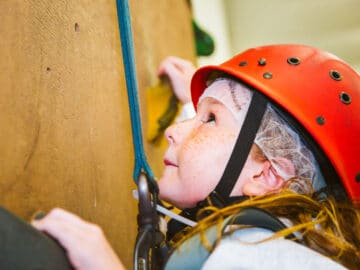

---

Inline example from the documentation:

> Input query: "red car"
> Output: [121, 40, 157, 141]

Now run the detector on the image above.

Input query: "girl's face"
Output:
[158, 80, 250, 209]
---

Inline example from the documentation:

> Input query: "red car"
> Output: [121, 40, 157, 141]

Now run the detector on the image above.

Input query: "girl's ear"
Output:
[242, 158, 293, 196]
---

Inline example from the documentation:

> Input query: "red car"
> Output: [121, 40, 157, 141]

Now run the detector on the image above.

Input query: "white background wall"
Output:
[192, 0, 360, 71]
[192, 0, 232, 66]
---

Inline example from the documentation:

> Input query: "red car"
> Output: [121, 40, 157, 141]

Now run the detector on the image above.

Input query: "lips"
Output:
[164, 159, 177, 167]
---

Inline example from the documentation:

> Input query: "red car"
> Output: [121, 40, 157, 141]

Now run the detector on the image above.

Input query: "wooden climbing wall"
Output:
[130, 1, 196, 175]
[0, 0, 195, 268]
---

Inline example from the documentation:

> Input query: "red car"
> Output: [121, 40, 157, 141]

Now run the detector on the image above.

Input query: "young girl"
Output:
[33, 44, 360, 269]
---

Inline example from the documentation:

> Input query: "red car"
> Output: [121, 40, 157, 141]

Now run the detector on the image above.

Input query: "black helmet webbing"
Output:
[212, 90, 268, 203]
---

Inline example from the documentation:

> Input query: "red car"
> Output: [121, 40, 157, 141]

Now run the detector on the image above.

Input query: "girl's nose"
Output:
[165, 123, 178, 144]
[165, 119, 193, 145]
[165, 124, 176, 144]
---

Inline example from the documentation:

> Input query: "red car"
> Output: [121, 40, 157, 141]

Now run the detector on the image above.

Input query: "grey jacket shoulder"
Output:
[202, 227, 346, 270]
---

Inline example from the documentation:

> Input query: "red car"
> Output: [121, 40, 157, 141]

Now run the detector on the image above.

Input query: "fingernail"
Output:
[33, 211, 46, 220]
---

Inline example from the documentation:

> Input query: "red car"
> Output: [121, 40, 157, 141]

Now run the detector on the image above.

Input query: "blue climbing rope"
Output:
[115, 4, 164, 270]
[115, 0, 154, 183]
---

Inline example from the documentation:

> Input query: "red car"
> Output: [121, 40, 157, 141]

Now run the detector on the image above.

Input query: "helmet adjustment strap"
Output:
[213, 91, 268, 203]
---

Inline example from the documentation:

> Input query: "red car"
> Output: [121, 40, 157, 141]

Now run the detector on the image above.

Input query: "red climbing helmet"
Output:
[191, 44, 360, 205]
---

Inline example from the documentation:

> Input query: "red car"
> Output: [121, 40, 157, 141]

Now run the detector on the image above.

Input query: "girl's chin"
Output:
[158, 192, 191, 209]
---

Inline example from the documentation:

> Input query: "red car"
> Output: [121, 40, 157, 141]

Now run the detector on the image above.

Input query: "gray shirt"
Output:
[202, 227, 345, 270]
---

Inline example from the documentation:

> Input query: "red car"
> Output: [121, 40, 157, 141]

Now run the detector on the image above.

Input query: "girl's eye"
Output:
[202, 113, 216, 125]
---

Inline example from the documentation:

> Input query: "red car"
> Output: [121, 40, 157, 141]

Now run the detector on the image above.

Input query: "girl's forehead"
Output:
[198, 78, 253, 123]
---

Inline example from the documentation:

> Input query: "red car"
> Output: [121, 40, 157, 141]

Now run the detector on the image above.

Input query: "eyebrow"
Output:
[197, 96, 224, 110]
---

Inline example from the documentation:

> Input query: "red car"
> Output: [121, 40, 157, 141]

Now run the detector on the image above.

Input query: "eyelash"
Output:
[202, 112, 216, 124]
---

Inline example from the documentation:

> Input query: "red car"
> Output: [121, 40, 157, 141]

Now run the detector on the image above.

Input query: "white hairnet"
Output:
[255, 105, 325, 191]
[199, 78, 326, 191]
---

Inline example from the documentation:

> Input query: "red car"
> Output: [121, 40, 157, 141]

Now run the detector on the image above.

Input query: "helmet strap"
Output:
[213, 91, 268, 203]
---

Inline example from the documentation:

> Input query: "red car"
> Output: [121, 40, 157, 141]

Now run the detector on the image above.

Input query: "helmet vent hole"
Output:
[316, 116, 325, 125]
[356, 173, 360, 183]
[330, 70, 342, 81]
[239, 61, 248, 66]
[339, 92, 351, 105]
[258, 58, 267, 66]
[263, 72, 273, 79]
[287, 57, 301, 65]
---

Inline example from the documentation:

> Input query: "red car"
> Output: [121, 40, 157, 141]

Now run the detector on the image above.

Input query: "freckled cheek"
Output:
[180, 128, 237, 153]
[177, 142, 208, 185]
[181, 132, 237, 159]
[179, 134, 236, 175]
[188, 130, 236, 144]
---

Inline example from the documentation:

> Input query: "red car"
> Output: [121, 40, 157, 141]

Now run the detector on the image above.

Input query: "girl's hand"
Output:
[158, 56, 196, 104]
[32, 208, 125, 270]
